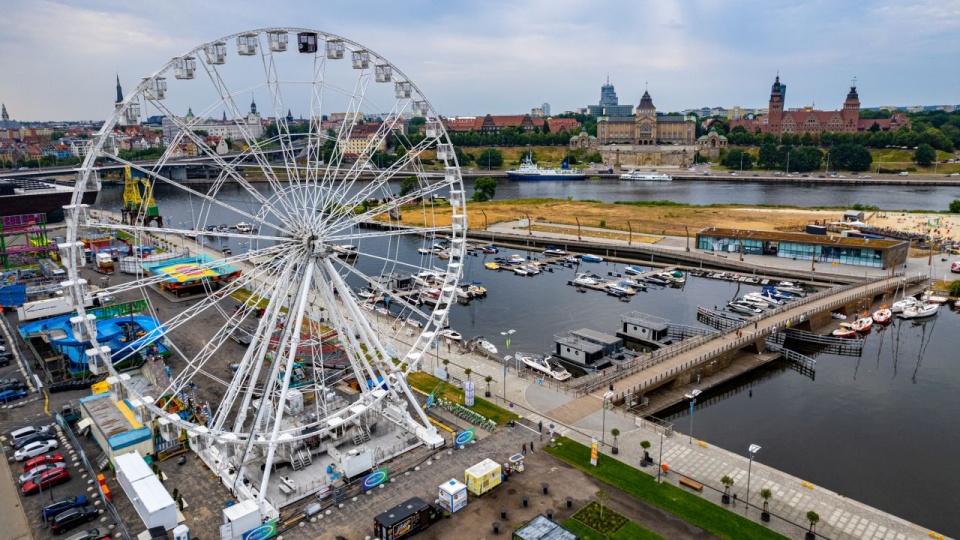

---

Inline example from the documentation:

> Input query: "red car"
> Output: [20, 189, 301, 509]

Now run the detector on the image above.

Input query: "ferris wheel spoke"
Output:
[195, 60, 296, 216]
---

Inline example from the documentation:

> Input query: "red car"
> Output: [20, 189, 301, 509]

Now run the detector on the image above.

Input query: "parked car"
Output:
[951, 261, 960, 273]
[10, 424, 51, 446]
[0, 379, 26, 392]
[19, 462, 64, 485]
[43, 495, 89, 522]
[14, 438, 60, 461]
[899, 171, 909, 176]
[50, 504, 99, 534]
[14, 430, 57, 450]
[22, 466, 70, 495]
[64, 528, 108, 540]
[23, 453, 65, 472]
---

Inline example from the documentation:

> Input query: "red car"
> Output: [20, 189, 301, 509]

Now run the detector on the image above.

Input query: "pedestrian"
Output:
[522, 442, 527, 455]
[530, 441, 535, 452]
[754, 321, 758, 330]
[733, 493, 738, 506]
[538, 420, 543, 433]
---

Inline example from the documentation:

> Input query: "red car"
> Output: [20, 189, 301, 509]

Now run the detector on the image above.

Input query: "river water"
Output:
[92, 180, 960, 534]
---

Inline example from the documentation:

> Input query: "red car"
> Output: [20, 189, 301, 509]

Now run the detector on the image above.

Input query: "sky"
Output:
[1, 0, 959, 121]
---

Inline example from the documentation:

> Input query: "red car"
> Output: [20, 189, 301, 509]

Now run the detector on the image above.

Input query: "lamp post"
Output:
[656, 426, 665, 483]
[686, 389, 702, 444]
[746, 444, 761, 516]
[601, 390, 614, 447]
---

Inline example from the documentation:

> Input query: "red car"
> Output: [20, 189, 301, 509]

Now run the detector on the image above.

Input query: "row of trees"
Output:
[447, 126, 575, 148]
[721, 142, 875, 172]
[721, 124, 955, 153]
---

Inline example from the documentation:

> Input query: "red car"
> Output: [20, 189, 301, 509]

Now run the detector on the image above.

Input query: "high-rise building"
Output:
[541, 102, 551, 117]
[587, 77, 633, 117]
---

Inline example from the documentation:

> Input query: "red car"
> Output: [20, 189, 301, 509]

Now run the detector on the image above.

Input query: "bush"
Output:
[949, 200, 960, 213]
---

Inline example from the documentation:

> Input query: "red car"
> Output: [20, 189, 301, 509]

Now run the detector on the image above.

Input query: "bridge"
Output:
[545, 273, 925, 425]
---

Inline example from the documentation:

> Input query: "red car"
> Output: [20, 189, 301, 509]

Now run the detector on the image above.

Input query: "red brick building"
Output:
[731, 76, 910, 136]
[444, 114, 546, 134]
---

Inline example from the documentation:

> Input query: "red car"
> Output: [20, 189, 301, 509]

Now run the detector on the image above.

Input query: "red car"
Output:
[22, 467, 70, 495]
[23, 453, 65, 473]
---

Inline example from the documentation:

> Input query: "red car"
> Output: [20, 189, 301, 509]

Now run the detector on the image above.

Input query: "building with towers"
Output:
[587, 77, 633, 117]
[0, 103, 22, 131]
[730, 75, 910, 136]
[596, 88, 696, 145]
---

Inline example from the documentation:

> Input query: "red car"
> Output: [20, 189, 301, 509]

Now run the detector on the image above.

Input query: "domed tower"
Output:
[635, 89, 657, 145]
[767, 75, 784, 136]
[842, 82, 860, 133]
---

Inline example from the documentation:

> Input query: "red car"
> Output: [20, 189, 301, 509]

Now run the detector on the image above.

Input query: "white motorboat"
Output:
[744, 292, 781, 306]
[417, 247, 433, 255]
[565, 256, 581, 264]
[413, 270, 443, 287]
[356, 287, 375, 300]
[543, 246, 567, 256]
[922, 291, 949, 304]
[515, 351, 572, 381]
[439, 327, 463, 342]
[898, 303, 939, 320]
[476, 337, 498, 356]
[872, 308, 892, 324]
[606, 284, 635, 297]
[509, 254, 526, 264]
[623, 265, 644, 276]
[513, 267, 529, 276]
[738, 296, 772, 310]
[776, 281, 807, 296]
[620, 279, 646, 291]
[333, 244, 358, 259]
[728, 301, 762, 315]
[235, 222, 254, 233]
[521, 264, 540, 275]
[890, 297, 922, 313]
[659, 270, 686, 285]
[572, 272, 600, 286]
[644, 274, 670, 286]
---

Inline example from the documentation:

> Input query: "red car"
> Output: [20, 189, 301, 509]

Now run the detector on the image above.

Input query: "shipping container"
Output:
[373, 497, 440, 540]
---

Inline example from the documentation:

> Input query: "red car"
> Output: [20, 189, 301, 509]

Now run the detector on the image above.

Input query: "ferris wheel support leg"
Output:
[257, 261, 314, 513]
[319, 259, 442, 447]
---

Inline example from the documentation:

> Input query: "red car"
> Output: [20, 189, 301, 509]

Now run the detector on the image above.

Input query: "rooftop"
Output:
[696, 227, 906, 248]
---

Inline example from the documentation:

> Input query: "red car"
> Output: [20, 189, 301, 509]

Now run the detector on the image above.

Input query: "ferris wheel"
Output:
[61, 28, 466, 516]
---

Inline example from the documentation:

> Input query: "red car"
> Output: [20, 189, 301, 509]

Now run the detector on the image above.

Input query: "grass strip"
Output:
[544, 436, 786, 540]
[407, 371, 519, 425]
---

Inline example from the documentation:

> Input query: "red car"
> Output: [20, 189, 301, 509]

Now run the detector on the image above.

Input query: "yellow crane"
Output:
[121, 166, 162, 226]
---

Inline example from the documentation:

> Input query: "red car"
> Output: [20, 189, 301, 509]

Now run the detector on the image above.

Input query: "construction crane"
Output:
[121, 166, 162, 227]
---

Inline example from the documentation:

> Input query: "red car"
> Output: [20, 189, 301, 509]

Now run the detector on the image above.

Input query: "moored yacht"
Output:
[515, 351, 572, 381]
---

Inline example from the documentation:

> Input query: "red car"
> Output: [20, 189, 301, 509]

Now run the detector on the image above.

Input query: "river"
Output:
[90, 180, 960, 534]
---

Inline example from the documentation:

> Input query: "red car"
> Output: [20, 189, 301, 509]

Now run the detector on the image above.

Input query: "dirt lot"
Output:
[396, 199, 848, 238]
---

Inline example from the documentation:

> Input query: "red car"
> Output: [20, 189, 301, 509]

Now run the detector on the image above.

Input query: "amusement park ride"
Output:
[57, 27, 468, 521]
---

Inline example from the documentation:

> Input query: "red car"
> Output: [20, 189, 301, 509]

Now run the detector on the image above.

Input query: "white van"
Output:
[10, 425, 51, 446]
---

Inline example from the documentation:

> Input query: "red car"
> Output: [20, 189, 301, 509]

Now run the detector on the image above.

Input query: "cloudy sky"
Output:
[1, 0, 958, 121]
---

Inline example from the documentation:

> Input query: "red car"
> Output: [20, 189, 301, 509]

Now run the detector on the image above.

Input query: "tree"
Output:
[806, 511, 820, 535]
[914, 143, 936, 167]
[721, 475, 735, 502]
[949, 199, 960, 213]
[758, 142, 779, 169]
[476, 148, 503, 169]
[789, 147, 824, 172]
[399, 176, 418, 197]
[610, 428, 620, 453]
[722, 149, 755, 170]
[759, 488, 773, 513]
[472, 176, 497, 202]
[595, 488, 610, 519]
[463, 368, 472, 381]
[484, 374, 493, 397]
[830, 143, 872, 172]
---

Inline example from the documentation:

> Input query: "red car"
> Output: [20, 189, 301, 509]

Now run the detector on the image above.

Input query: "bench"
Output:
[679, 476, 703, 493]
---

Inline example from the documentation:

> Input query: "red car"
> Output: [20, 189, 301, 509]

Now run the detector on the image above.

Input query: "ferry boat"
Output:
[515, 351, 572, 381]
[506, 157, 586, 180]
[619, 169, 672, 181]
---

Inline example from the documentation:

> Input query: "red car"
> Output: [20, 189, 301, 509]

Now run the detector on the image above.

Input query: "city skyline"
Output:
[1, 0, 958, 121]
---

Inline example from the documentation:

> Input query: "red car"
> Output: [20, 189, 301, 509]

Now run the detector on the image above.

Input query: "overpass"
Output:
[545, 273, 926, 425]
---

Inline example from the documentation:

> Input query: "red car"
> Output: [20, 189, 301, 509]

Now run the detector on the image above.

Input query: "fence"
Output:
[55, 413, 131, 540]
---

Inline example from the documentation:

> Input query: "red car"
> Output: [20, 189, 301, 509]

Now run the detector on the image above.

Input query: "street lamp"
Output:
[601, 390, 614, 447]
[656, 425, 665, 483]
[686, 389, 702, 444]
[745, 444, 761, 516]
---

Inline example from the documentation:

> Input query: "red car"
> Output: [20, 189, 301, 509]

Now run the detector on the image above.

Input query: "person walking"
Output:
[530, 441, 535, 452]
[522, 442, 527, 456]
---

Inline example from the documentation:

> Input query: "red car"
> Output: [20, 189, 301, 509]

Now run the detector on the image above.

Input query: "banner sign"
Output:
[242, 519, 277, 540]
[590, 438, 599, 466]
[455, 427, 475, 449]
[89, 299, 148, 320]
[362, 467, 389, 492]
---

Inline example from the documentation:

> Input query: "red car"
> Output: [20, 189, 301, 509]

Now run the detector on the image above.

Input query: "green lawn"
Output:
[544, 437, 786, 540]
[407, 371, 519, 425]
[610, 521, 667, 540]
[561, 518, 605, 540]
